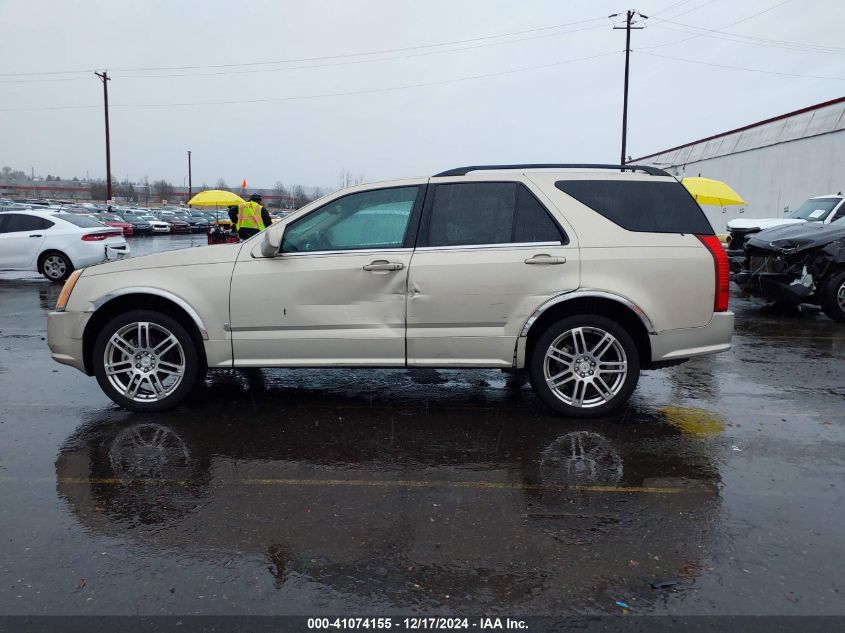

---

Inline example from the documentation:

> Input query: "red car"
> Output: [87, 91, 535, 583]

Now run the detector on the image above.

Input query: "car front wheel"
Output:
[93, 310, 200, 411]
[819, 270, 845, 323]
[529, 315, 640, 418]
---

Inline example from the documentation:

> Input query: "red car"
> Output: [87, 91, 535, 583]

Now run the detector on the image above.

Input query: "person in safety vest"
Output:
[229, 193, 272, 240]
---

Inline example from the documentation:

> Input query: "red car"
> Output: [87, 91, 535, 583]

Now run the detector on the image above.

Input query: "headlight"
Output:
[55, 270, 82, 311]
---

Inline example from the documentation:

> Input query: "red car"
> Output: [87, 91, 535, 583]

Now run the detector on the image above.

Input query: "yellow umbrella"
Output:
[187, 190, 245, 207]
[682, 177, 746, 206]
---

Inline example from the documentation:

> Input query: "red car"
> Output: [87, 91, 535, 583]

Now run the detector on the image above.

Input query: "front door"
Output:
[229, 184, 425, 366]
[406, 180, 580, 367]
[0, 214, 48, 269]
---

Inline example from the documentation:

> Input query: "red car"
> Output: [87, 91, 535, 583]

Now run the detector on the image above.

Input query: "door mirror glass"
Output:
[260, 230, 281, 257]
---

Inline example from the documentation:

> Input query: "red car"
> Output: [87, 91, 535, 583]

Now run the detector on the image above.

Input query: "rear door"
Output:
[0, 214, 49, 269]
[406, 179, 580, 367]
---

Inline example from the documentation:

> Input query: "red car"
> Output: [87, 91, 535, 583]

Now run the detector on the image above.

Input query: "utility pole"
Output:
[187, 150, 193, 201]
[94, 71, 113, 203]
[612, 11, 647, 167]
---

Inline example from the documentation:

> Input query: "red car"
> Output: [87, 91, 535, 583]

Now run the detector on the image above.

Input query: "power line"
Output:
[661, 0, 719, 19]
[0, 20, 607, 85]
[639, 50, 845, 80]
[651, 0, 700, 17]
[0, 50, 619, 113]
[0, 16, 607, 79]
[651, 19, 845, 54]
[639, 0, 794, 51]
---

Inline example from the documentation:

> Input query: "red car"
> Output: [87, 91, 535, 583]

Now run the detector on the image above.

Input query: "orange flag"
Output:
[240, 179, 247, 189]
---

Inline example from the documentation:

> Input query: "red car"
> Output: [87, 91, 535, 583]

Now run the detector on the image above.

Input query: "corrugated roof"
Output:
[631, 96, 845, 165]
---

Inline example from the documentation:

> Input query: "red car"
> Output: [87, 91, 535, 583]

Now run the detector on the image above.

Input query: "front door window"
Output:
[282, 186, 421, 253]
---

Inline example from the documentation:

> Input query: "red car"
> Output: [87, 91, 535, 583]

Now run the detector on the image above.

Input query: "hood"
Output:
[727, 217, 805, 231]
[746, 220, 845, 253]
[83, 242, 243, 276]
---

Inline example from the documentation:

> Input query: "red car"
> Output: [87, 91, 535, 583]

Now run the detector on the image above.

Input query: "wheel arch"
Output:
[520, 291, 654, 369]
[82, 290, 209, 375]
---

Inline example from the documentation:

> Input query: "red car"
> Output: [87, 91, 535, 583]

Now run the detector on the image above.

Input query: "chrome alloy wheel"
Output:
[838, 280, 845, 312]
[42, 254, 67, 280]
[103, 322, 186, 402]
[543, 326, 628, 408]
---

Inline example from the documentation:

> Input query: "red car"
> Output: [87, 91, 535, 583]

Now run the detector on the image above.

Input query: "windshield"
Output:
[100, 214, 123, 222]
[787, 198, 841, 221]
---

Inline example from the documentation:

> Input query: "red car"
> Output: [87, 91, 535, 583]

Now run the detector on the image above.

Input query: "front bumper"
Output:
[47, 310, 91, 373]
[732, 271, 812, 304]
[649, 312, 734, 362]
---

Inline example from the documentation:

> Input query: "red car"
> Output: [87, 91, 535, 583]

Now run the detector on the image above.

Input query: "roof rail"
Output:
[433, 163, 672, 177]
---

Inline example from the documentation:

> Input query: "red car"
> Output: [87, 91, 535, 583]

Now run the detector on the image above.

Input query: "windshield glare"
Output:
[788, 198, 841, 221]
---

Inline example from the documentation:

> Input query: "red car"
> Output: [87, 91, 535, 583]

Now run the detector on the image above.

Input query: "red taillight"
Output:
[696, 234, 730, 312]
[82, 231, 118, 241]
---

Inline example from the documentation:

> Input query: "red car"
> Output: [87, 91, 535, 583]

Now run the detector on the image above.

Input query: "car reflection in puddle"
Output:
[55, 369, 724, 613]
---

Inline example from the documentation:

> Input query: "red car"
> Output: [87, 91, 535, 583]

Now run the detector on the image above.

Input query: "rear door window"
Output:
[555, 179, 714, 234]
[0, 214, 51, 233]
[421, 182, 565, 247]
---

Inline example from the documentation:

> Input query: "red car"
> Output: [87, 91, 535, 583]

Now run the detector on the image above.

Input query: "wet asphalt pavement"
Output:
[0, 234, 844, 617]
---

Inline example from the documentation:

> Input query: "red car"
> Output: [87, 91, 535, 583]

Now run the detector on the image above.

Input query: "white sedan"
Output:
[140, 215, 171, 233]
[0, 210, 129, 282]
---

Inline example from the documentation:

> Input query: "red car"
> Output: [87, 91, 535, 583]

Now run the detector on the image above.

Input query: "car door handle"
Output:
[525, 254, 566, 265]
[363, 260, 404, 271]
[29, 234, 43, 238]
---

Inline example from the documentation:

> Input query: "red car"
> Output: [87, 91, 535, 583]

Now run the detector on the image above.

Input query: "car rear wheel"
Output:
[93, 310, 200, 412]
[819, 270, 845, 323]
[39, 251, 73, 283]
[529, 315, 640, 418]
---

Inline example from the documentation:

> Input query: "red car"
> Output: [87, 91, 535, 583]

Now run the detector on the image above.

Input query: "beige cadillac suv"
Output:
[47, 165, 734, 417]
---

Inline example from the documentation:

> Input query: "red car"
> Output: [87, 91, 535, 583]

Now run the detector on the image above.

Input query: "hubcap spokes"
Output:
[104, 322, 185, 402]
[543, 326, 627, 408]
[838, 282, 845, 311]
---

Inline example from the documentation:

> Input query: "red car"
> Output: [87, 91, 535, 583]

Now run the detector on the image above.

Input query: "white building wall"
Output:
[661, 129, 845, 232]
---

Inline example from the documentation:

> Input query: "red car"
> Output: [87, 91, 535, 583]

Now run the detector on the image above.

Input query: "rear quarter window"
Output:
[555, 179, 714, 235]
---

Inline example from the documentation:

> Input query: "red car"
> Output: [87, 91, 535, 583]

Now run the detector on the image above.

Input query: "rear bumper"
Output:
[649, 312, 734, 362]
[47, 310, 91, 373]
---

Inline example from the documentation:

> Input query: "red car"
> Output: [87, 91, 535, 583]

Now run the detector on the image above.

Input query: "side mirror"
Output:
[260, 230, 281, 258]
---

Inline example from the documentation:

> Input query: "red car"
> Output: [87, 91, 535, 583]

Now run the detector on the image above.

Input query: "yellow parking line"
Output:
[1, 476, 711, 495]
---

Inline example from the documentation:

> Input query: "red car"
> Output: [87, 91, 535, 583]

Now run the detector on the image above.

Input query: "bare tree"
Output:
[291, 185, 307, 208]
[338, 169, 365, 189]
[90, 181, 108, 202]
[215, 178, 228, 190]
[153, 179, 174, 200]
[272, 181, 288, 208]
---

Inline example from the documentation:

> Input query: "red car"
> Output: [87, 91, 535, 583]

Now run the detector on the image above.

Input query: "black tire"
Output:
[528, 315, 640, 418]
[819, 270, 845, 323]
[93, 310, 200, 412]
[39, 250, 74, 283]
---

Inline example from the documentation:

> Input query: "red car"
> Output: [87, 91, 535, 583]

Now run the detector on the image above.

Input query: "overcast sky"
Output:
[1, 0, 842, 189]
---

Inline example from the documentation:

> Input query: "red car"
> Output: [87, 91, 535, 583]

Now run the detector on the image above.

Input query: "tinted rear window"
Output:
[60, 214, 105, 228]
[0, 214, 53, 232]
[555, 180, 714, 234]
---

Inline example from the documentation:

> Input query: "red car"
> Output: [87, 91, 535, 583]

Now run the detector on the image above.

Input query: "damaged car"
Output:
[726, 194, 845, 262]
[733, 218, 845, 322]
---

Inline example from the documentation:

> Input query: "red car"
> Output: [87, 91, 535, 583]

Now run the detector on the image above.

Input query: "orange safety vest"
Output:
[237, 201, 265, 231]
